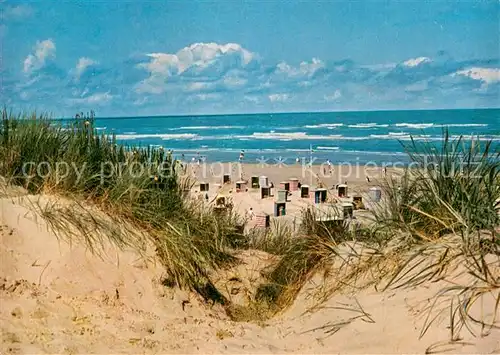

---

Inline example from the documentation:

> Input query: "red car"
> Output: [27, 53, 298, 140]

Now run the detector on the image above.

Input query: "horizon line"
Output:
[54, 106, 500, 120]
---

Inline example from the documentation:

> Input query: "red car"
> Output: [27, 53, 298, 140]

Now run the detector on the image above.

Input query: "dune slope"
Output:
[1, 195, 498, 354]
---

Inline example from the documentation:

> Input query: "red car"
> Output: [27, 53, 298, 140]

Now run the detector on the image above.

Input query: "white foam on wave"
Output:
[348, 123, 389, 128]
[394, 123, 489, 129]
[340, 149, 408, 156]
[388, 132, 409, 136]
[316, 146, 340, 150]
[237, 132, 345, 140]
[396, 123, 489, 129]
[276, 126, 301, 130]
[169, 125, 246, 130]
[446, 123, 489, 127]
[395, 123, 434, 129]
[370, 134, 433, 140]
[285, 148, 311, 152]
[115, 133, 198, 140]
[304, 123, 344, 128]
[451, 134, 500, 141]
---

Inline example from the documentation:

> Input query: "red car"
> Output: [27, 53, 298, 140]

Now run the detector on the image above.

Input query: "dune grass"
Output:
[247, 219, 296, 255]
[249, 130, 499, 329]
[0, 109, 244, 304]
[374, 130, 499, 239]
[254, 207, 352, 311]
[368, 130, 500, 342]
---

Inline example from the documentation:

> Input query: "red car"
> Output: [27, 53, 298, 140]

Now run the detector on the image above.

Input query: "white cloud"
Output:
[74, 57, 97, 80]
[136, 42, 256, 94]
[1, 4, 33, 20]
[133, 97, 149, 106]
[323, 90, 342, 101]
[244, 96, 260, 103]
[176, 42, 255, 70]
[222, 74, 247, 88]
[269, 93, 290, 102]
[140, 43, 253, 76]
[23, 39, 56, 74]
[185, 82, 214, 92]
[403, 57, 431, 67]
[362, 63, 397, 70]
[80, 87, 89, 97]
[453, 67, 500, 84]
[186, 93, 221, 102]
[69, 92, 113, 105]
[276, 58, 324, 77]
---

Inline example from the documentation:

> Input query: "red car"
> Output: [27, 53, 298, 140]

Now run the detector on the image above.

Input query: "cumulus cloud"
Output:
[74, 57, 97, 80]
[276, 58, 324, 78]
[453, 67, 500, 84]
[403, 57, 431, 67]
[136, 42, 257, 94]
[23, 39, 56, 74]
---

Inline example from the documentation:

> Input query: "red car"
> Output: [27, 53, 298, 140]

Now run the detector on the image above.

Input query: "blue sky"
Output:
[1, 0, 499, 117]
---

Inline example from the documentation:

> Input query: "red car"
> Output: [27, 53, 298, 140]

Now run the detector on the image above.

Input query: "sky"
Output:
[1, 0, 499, 117]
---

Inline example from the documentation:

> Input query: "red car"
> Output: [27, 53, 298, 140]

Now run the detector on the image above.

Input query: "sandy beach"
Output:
[1, 191, 498, 354]
[182, 163, 397, 226]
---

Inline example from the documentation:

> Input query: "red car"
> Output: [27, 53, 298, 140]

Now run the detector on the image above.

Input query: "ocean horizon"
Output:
[86, 108, 499, 164]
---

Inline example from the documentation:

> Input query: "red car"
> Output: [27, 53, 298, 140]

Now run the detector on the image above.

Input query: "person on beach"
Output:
[247, 207, 255, 220]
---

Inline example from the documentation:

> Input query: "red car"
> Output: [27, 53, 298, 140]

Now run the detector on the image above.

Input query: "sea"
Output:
[91, 108, 499, 165]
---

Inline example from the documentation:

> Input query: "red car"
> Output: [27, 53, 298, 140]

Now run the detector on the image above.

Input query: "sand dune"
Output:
[1, 193, 499, 354]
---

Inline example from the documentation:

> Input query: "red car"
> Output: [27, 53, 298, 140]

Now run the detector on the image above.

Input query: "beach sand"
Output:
[184, 163, 396, 226]
[1, 192, 498, 354]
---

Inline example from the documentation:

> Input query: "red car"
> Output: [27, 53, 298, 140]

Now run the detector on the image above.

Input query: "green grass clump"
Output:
[374, 130, 499, 240]
[371, 130, 500, 343]
[0, 108, 242, 304]
[255, 207, 350, 310]
[247, 219, 295, 255]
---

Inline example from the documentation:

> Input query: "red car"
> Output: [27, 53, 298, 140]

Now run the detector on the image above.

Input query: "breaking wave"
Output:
[169, 125, 246, 130]
[316, 146, 340, 150]
[115, 133, 198, 140]
[347, 123, 390, 128]
[395, 123, 488, 129]
[304, 123, 344, 128]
